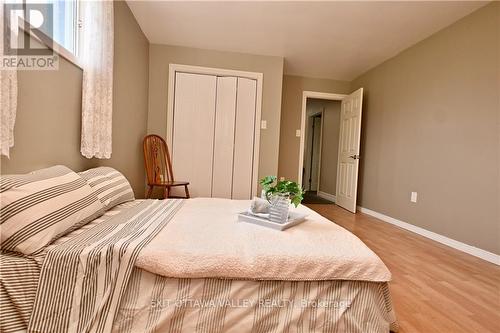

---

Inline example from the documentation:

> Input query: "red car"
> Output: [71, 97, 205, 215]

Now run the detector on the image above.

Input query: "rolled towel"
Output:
[250, 197, 270, 214]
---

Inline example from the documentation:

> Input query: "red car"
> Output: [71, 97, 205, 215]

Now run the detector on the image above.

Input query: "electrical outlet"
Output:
[279, 176, 285, 181]
[261, 120, 267, 129]
[295, 129, 301, 137]
[410, 192, 418, 203]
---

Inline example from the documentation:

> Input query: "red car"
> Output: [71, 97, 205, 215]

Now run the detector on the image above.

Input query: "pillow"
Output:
[78, 167, 134, 210]
[0, 165, 105, 254]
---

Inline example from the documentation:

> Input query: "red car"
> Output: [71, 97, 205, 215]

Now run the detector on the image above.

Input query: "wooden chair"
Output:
[143, 134, 190, 199]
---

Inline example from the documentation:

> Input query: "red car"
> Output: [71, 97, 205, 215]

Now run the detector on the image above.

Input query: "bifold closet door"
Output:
[172, 72, 217, 197]
[232, 78, 257, 199]
[212, 77, 238, 198]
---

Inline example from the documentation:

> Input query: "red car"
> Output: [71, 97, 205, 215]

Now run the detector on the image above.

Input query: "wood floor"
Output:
[306, 204, 500, 333]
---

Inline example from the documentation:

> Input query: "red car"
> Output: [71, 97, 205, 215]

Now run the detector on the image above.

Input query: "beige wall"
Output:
[0, 54, 94, 174]
[351, 2, 499, 254]
[1, 1, 150, 198]
[318, 100, 341, 195]
[147, 44, 284, 183]
[278, 75, 350, 181]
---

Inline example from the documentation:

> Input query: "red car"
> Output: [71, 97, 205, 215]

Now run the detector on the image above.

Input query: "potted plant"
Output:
[260, 176, 304, 224]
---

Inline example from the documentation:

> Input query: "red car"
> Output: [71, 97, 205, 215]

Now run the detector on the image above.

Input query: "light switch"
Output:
[410, 192, 418, 203]
[261, 120, 267, 129]
[295, 129, 301, 137]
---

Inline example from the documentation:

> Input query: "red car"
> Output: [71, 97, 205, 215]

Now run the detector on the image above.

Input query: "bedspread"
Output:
[137, 198, 391, 282]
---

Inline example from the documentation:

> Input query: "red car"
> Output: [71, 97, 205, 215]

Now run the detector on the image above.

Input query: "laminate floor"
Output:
[306, 203, 500, 333]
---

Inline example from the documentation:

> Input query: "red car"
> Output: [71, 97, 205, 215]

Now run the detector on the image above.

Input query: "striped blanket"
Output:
[1, 201, 143, 333]
[28, 199, 184, 333]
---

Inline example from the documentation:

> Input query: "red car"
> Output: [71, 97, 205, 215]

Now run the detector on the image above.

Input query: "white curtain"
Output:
[80, 0, 114, 159]
[0, 3, 18, 158]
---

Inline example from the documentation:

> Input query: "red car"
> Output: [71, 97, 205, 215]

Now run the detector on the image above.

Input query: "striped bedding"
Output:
[0, 252, 42, 331]
[29, 199, 184, 333]
[114, 270, 398, 333]
[0, 200, 398, 333]
[78, 166, 135, 210]
[0, 165, 105, 254]
[0, 200, 142, 333]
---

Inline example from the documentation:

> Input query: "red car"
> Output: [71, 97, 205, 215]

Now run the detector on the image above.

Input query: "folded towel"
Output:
[250, 197, 270, 214]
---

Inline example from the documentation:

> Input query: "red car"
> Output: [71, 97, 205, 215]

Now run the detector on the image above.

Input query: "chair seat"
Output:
[151, 181, 189, 187]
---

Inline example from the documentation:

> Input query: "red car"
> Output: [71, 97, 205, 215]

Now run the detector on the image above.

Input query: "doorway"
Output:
[301, 97, 342, 204]
[298, 89, 364, 212]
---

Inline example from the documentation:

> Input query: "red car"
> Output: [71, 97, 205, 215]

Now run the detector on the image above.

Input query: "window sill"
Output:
[19, 18, 84, 70]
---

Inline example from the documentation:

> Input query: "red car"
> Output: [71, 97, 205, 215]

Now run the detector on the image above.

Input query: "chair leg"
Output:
[146, 185, 153, 199]
[184, 185, 190, 199]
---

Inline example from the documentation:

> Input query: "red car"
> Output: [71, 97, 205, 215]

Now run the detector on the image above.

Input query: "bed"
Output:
[0, 166, 398, 333]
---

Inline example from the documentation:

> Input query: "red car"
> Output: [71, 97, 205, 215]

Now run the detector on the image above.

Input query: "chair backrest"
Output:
[143, 134, 174, 185]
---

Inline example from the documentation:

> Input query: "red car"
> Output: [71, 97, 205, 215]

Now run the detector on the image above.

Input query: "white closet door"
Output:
[172, 73, 217, 197]
[212, 77, 237, 198]
[232, 78, 257, 199]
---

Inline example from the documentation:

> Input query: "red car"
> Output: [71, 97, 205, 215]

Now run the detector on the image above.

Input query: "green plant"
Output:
[260, 176, 304, 207]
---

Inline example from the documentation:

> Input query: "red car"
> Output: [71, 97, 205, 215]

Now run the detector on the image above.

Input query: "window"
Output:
[25, 0, 80, 57]
[49, 0, 79, 55]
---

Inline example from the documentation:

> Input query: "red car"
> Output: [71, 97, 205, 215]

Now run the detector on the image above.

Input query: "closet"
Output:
[169, 69, 260, 199]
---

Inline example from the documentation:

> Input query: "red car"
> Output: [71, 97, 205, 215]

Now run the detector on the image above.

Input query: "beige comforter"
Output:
[136, 198, 391, 282]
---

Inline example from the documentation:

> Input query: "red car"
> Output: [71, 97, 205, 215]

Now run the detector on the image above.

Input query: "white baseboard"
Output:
[357, 206, 500, 266]
[317, 191, 336, 202]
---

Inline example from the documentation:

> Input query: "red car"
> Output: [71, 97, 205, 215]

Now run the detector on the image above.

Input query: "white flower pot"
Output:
[269, 193, 290, 224]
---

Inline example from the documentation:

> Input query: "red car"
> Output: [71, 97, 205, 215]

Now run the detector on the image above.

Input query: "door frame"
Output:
[167, 64, 263, 197]
[298, 91, 347, 188]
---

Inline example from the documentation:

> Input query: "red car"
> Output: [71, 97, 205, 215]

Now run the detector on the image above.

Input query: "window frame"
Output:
[18, 0, 83, 69]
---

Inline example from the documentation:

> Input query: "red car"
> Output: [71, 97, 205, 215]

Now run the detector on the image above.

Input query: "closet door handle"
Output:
[349, 155, 360, 160]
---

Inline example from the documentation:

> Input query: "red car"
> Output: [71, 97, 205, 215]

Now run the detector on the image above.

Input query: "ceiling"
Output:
[127, 1, 487, 81]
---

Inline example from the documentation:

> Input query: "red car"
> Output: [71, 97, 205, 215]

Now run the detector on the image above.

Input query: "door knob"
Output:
[349, 155, 360, 160]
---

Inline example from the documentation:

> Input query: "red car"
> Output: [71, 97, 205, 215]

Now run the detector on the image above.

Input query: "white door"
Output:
[232, 78, 257, 199]
[171, 73, 259, 199]
[212, 77, 238, 198]
[336, 88, 363, 212]
[172, 73, 217, 197]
